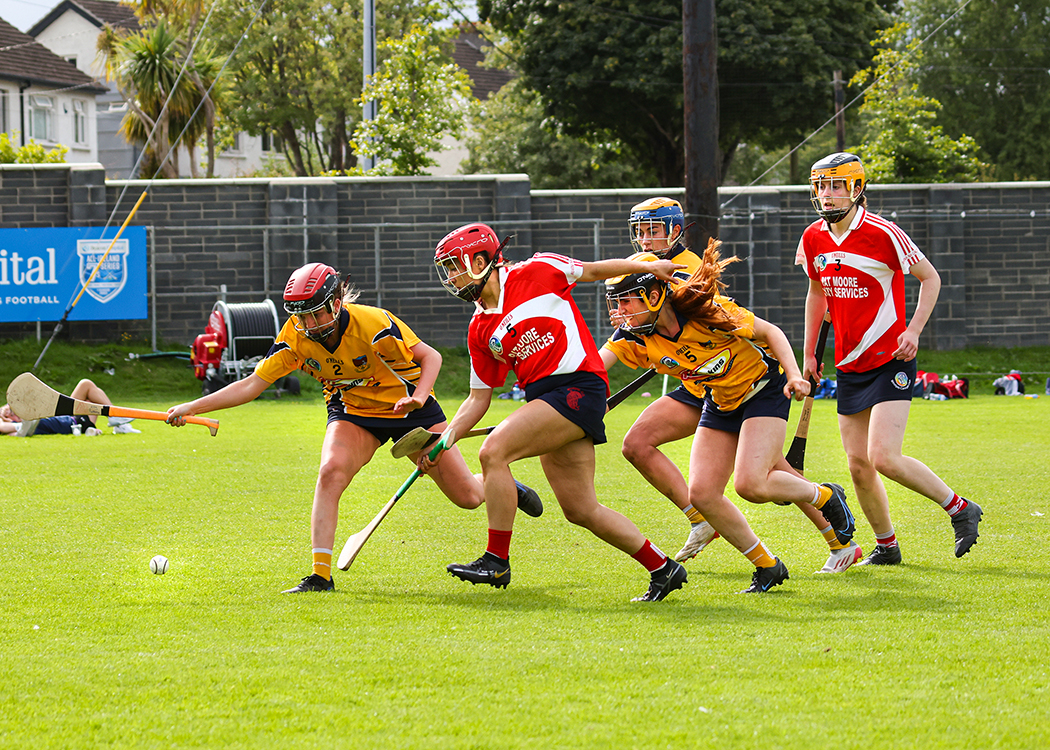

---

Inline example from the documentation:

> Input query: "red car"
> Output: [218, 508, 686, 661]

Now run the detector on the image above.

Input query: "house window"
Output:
[73, 100, 87, 144]
[0, 90, 9, 133]
[65, 55, 78, 69]
[261, 131, 283, 153]
[28, 95, 54, 141]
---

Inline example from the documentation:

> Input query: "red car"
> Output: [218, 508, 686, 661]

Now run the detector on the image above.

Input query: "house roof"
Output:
[0, 16, 107, 92]
[28, 0, 141, 37]
[452, 30, 514, 101]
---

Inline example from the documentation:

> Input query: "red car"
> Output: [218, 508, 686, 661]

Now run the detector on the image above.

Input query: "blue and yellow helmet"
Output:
[628, 197, 685, 258]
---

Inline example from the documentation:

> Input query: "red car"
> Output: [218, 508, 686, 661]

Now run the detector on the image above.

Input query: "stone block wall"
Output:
[2, 163, 1048, 354]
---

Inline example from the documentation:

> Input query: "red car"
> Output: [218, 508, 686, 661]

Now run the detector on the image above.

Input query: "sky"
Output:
[2, 0, 54, 32]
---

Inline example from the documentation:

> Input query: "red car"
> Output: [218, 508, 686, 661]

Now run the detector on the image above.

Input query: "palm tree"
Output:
[97, 4, 223, 178]
[133, 0, 222, 177]
[99, 21, 201, 177]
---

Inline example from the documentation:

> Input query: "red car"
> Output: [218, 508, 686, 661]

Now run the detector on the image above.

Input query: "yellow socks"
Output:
[312, 548, 333, 580]
[684, 506, 706, 524]
[819, 524, 848, 551]
[812, 483, 833, 509]
[744, 539, 777, 568]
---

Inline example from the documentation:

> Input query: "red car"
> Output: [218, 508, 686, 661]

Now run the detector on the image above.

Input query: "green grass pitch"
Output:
[1, 392, 1047, 748]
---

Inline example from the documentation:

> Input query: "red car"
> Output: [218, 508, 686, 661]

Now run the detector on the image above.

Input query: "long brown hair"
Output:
[669, 238, 745, 330]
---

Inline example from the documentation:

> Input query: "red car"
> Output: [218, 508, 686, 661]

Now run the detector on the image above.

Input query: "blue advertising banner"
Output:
[0, 226, 147, 323]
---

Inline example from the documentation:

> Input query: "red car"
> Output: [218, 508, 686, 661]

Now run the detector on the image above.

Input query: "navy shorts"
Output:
[836, 358, 916, 415]
[698, 371, 791, 434]
[326, 396, 446, 445]
[524, 371, 608, 446]
[664, 383, 706, 410]
[33, 415, 93, 435]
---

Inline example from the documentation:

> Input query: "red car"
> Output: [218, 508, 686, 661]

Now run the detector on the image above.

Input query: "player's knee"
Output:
[732, 473, 768, 504]
[620, 431, 648, 464]
[445, 480, 484, 510]
[846, 455, 876, 484]
[687, 492, 717, 514]
[477, 441, 509, 473]
[869, 450, 904, 482]
[317, 460, 355, 491]
[560, 502, 593, 528]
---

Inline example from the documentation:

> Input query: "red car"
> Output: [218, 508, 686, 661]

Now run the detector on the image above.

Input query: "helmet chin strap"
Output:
[457, 235, 511, 302]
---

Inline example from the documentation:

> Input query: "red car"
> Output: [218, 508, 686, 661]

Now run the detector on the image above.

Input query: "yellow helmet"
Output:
[810, 152, 866, 223]
[604, 252, 667, 335]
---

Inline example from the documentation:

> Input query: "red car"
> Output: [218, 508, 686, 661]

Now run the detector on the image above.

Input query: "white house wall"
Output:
[32, 10, 104, 79]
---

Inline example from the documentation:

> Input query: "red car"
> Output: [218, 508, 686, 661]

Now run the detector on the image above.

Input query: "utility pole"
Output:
[683, 0, 719, 246]
[833, 70, 846, 152]
[361, 0, 377, 171]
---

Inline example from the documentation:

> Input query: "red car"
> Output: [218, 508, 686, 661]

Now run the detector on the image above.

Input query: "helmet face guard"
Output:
[810, 152, 866, 224]
[434, 223, 508, 303]
[628, 198, 685, 258]
[283, 262, 342, 341]
[604, 252, 667, 335]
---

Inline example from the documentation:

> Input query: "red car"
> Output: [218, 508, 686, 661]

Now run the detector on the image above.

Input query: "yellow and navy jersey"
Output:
[254, 304, 427, 418]
[603, 296, 782, 412]
[667, 244, 703, 284]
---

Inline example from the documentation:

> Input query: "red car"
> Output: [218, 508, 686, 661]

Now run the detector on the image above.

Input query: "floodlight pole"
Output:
[361, 0, 377, 172]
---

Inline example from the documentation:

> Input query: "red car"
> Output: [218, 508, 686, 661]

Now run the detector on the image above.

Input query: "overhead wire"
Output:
[33, 0, 272, 370]
[719, 0, 976, 210]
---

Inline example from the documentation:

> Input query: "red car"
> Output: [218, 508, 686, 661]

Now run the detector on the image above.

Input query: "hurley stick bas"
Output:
[6, 373, 219, 436]
[337, 432, 454, 570]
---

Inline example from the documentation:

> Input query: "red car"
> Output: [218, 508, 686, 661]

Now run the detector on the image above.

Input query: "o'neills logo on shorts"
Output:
[892, 372, 911, 390]
[566, 388, 584, 411]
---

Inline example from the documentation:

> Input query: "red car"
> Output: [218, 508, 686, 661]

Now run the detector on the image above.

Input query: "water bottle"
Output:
[71, 422, 82, 436]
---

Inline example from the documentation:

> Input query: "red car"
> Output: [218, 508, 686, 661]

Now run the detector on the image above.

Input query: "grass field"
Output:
[2, 378, 1048, 748]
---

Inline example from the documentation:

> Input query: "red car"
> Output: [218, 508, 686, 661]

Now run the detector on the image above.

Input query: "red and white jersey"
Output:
[467, 253, 609, 392]
[795, 206, 925, 373]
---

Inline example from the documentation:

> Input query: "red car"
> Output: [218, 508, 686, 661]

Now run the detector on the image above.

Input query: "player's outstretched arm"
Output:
[166, 374, 271, 426]
[579, 258, 686, 284]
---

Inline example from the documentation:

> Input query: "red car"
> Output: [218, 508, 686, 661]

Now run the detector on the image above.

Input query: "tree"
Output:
[350, 25, 474, 175]
[98, 20, 209, 178]
[477, 0, 889, 186]
[208, 0, 446, 176]
[132, 0, 221, 177]
[460, 78, 656, 188]
[851, 22, 986, 183]
[903, 0, 1050, 180]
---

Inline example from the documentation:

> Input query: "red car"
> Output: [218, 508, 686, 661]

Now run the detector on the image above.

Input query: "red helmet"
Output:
[283, 262, 342, 341]
[434, 223, 506, 302]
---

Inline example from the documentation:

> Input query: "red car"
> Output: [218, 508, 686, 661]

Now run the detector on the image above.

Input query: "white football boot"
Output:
[674, 521, 719, 562]
[817, 541, 863, 573]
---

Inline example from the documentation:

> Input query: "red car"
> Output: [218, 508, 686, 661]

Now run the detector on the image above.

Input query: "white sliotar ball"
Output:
[149, 555, 169, 575]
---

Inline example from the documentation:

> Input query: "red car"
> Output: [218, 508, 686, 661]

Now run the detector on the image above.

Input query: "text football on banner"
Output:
[0, 226, 147, 323]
